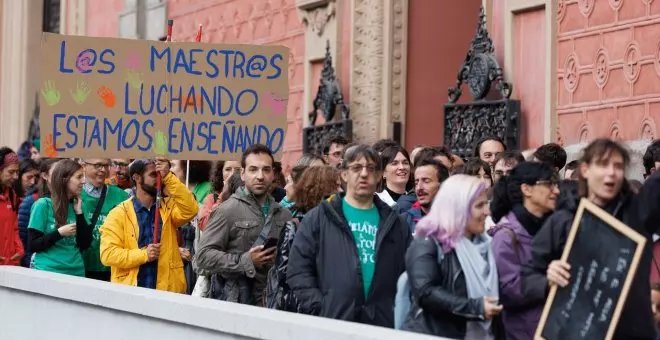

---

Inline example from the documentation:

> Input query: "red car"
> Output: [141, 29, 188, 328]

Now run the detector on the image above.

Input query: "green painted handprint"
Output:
[153, 131, 168, 156]
[126, 70, 143, 90]
[69, 80, 91, 105]
[41, 80, 61, 106]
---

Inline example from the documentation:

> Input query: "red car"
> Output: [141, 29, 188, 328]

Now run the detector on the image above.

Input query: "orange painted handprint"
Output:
[44, 133, 59, 158]
[97, 86, 116, 108]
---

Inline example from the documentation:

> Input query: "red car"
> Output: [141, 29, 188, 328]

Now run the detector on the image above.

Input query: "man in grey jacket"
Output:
[194, 144, 292, 305]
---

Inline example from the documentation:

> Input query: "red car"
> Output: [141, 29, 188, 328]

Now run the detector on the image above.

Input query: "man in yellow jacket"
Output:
[100, 158, 198, 293]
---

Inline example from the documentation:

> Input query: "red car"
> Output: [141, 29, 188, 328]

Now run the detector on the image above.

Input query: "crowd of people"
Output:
[2, 135, 660, 339]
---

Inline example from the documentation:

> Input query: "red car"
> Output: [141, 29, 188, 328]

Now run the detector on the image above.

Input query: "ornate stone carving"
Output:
[578, 123, 590, 143]
[563, 53, 579, 93]
[624, 43, 641, 81]
[389, 0, 407, 122]
[308, 41, 349, 125]
[640, 119, 657, 140]
[609, 0, 623, 10]
[444, 6, 519, 158]
[303, 42, 351, 155]
[300, 2, 336, 36]
[447, 7, 512, 104]
[610, 122, 622, 141]
[594, 48, 609, 88]
[624, 41, 641, 84]
[578, 0, 595, 17]
[351, 0, 385, 143]
[558, 0, 567, 23]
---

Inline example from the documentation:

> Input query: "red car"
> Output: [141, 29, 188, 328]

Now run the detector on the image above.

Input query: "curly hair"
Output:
[293, 166, 339, 212]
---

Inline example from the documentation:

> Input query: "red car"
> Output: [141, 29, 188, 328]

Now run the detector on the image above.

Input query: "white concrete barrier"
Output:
[0, 267, 447, 340]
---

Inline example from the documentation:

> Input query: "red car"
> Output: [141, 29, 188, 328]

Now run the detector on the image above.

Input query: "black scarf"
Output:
[512, 204, 550, 237]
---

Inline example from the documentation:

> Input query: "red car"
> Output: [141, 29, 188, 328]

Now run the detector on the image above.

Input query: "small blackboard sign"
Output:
[535, 198, 646, 340]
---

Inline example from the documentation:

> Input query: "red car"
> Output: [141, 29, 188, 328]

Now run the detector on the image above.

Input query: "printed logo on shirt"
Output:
[86, 212, 108, 242]
[350, 221, 377, 264]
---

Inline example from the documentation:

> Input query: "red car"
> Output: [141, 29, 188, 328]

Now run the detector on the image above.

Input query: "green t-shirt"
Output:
[192, 181, 213, 204]
[342, 198, 380, 298]
[29, 198, 85, 277]
[81, 185, 129, 272]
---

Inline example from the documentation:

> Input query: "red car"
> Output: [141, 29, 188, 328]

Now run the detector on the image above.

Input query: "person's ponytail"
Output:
[490, 175, 512, 223]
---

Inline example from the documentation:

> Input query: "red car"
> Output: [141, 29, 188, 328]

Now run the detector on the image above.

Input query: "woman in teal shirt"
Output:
[28, 159, 92, 277]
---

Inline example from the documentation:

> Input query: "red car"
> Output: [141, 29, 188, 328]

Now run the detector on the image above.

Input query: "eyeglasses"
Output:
[535, 179, 559, 187]
[85, 162, 109, 171]
[347, 164, 378, 174]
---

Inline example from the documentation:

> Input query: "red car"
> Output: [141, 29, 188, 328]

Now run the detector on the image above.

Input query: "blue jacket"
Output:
[394, 193, 416, 214]
[400, 201, 423, 234]
[17, 188, 39, 267]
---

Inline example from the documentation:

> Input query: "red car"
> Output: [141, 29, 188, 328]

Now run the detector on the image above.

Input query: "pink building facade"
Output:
[0, 0, 657, 176]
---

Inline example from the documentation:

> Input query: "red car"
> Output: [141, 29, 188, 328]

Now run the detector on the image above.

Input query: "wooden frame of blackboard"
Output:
[534, 198, 646, 340]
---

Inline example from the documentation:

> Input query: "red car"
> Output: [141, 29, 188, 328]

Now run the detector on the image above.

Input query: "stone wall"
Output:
[557, 0, 660, 145]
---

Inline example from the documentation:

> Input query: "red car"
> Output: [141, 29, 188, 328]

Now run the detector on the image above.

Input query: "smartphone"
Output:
[263, 237, 278, 249]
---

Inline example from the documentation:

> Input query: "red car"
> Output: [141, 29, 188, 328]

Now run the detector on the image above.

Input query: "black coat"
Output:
[403, 236, 488, 338]
[523, 172, 660, 340]
[287, 193, 412, 328]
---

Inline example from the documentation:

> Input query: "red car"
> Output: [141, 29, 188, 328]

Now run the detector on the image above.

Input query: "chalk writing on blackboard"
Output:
[535, 198, 646, 340]
[584, 260, 597, 291]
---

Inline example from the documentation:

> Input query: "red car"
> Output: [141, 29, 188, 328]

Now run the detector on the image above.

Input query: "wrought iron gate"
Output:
[444, 6, 520, 159]
[302, 41, 352, 155]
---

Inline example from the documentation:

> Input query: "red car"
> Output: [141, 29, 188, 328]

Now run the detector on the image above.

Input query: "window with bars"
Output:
[43, 0, 61, 33]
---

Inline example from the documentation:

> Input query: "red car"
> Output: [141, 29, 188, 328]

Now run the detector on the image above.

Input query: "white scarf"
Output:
[455, 233, 499, 340]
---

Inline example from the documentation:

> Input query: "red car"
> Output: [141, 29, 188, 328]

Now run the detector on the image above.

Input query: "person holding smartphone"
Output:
[28, 159, 93, 277]
[195, 144, 293, 305]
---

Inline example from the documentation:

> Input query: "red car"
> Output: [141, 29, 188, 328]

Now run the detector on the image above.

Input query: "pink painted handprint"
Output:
[125, 52, 142, 70]
[263, 92, 288, 116]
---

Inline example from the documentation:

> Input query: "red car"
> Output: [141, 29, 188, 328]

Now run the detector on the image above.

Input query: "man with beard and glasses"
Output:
[106, 159, 132, 190]
[194, 144, 292, 305]
[81, 158, 129, 281]
[402, 159, 449, 233]
[100, 158, 198, 292]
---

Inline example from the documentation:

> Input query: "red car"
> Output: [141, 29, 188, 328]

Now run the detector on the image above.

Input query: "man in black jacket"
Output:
[287, 144, 412, 328]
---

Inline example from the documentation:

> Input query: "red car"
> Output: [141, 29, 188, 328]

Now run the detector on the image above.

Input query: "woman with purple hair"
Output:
[401, 174, 503, 339]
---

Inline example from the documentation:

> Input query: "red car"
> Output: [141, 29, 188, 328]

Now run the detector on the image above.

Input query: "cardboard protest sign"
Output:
[39, 33, 289, 161]
[535, 198, 646, 340]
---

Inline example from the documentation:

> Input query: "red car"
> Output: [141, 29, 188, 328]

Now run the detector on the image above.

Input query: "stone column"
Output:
[351, 0, 407, 145]
[0, 0, 43, 149]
